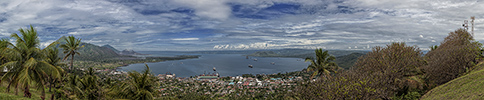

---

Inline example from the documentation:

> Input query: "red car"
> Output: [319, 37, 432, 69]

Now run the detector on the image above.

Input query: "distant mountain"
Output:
[248, 51, 281, 57]
[334, 53, 366, 69]
[49, 36, 126, 61]
[102, 44, 119, 53]
[248, 49, 368, 58]
[246, 49, 367, 69]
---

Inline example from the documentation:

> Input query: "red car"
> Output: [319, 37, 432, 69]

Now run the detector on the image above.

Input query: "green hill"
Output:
[102, 44, 119, 53]
[420, 62, 484, 100]
[334, 53, 365, 69]
[248, 50, 367, 69]
[49, 36, 128, 61]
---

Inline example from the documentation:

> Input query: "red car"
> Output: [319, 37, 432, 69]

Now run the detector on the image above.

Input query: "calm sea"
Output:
[118, 52, 309, 77]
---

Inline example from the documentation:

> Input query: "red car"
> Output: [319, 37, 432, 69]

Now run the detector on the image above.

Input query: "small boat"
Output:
[253, 58, 257, 61]
[271, 62, 275, 65]
[246, 56, 249, 59]
[213, 67, 216, 71]
[248, 64, 253, 68]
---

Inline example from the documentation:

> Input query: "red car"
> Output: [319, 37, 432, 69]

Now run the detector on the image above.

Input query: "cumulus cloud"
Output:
[0, 0, 483, 51]
[174, 0, 231, 20]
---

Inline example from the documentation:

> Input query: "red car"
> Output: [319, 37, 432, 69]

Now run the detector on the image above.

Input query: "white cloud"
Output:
[0, 0, 483, 51]
[213, 38, 334, 50]
[172, 38, 199, 41]
[40, 40, 56, 49]
[174, 0, 231, 20]
[68, 32, 78, 35]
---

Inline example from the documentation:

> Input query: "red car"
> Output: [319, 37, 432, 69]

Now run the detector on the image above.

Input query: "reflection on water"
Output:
[119, 54, 309, 77]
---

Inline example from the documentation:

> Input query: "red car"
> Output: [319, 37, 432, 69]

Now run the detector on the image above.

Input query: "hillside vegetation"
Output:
[49, 36, 124, 61]
[420, 62, 484, 100]
[334, 52, 365, 69]
[249, 50, 367, 69]
[296, 28, 482, 99]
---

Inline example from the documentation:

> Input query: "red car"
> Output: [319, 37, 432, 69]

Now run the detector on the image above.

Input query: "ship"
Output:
[248, 64, 253, 68]
[213, 67, 216, 71]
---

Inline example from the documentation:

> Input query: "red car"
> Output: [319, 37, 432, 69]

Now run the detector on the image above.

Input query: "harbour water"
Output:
[118, 52, 309, 77]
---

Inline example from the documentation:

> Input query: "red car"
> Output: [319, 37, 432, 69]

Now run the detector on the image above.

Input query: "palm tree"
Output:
[82, 68, 105, 100]
[305, 48, 339, 79]
[429, 45, 438, 51]
[0, 38, 11, 84]
[0, 25, 62, 99]
[44, 46, 65, 100]
[59, 36, 83, 73]
[0, 38, 9, 63]
[58, 68, 104, 100]
[121, 64, 157, 100]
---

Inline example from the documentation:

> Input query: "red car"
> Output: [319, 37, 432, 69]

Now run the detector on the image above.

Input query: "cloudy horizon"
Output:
[0, 0, 483, 51]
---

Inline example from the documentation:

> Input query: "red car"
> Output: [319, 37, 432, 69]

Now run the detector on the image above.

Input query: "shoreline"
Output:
[114, 55, 200, 68]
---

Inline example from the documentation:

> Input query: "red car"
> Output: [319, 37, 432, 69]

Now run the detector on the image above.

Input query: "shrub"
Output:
[296, 42, 426, 99]
[353, 42, 425, 98]
[295, 70, 383, 100]
[423, 28, 482, 85]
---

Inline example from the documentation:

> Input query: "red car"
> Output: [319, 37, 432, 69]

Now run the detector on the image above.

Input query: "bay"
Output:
[118, 52, 309, 77]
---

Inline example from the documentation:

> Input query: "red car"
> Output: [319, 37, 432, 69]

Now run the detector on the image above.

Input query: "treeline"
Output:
[0, 26, 159, 100]
[295, 28, 482, 99]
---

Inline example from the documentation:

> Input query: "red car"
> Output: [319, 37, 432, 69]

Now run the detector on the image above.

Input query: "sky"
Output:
[0, 0, 483, 51]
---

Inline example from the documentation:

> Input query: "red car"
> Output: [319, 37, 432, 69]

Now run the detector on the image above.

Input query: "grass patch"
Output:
[0, 82, 54, 100]
[421, 62, 484, 100]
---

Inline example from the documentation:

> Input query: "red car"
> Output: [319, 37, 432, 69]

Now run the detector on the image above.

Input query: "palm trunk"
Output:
[41, 86, 46, 100]
[15, 83, 18, 95]
[24, 85, 30, 98]
[49, 82, 52, 92]
[51, 93, 55, 100]
[49, 78, 55, 92]
[51, 83, 56, 100]
[6, 80, 12, 92]
[71, 55, 74, 73]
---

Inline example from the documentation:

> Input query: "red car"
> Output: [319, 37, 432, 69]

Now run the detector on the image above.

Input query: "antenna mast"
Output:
[471, 16, 475, 36]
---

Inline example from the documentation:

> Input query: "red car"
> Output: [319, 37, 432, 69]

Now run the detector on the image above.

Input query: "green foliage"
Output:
[305, 48, 340, 79]
[117, 64, 158, 100]
[176, 92, 211, 100]
[429, 45, 438, 51]
[241, 74, 255, 78]
[59, 35, 83, 72]
[0, 25, 62, 99]
[57, 68, 106, 100]
[334, 52, 365, 69]
[392, 91, 421, 100]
